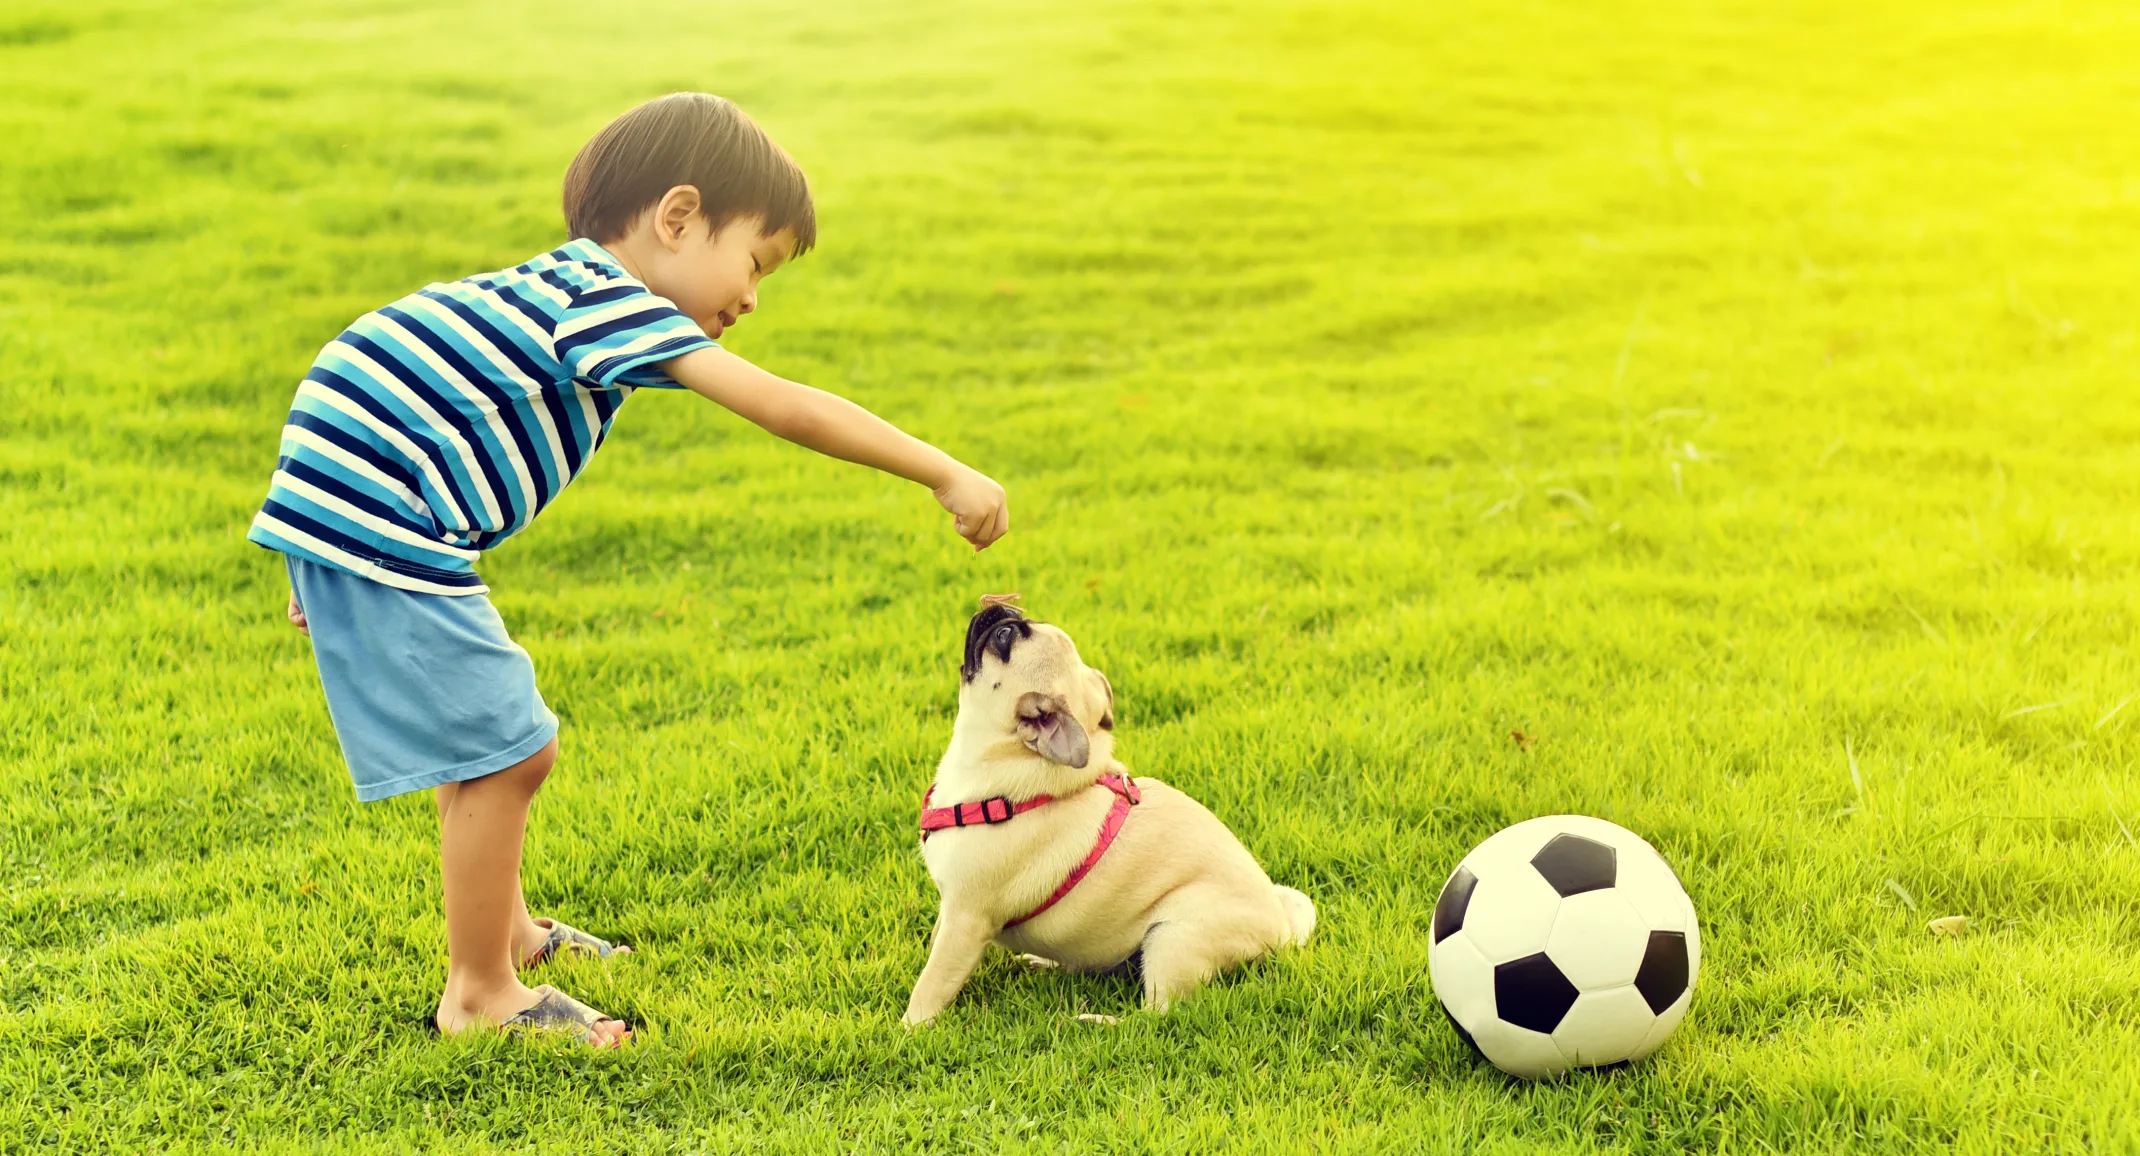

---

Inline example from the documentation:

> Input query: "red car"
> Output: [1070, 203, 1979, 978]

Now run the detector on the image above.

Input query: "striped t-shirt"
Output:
[247, 238, 717, 595]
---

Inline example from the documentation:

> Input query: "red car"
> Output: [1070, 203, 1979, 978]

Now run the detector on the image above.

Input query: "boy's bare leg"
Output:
[435, 782, 548, 963]
[434, 738, 627, 1046]
[436, 775, 631, 965]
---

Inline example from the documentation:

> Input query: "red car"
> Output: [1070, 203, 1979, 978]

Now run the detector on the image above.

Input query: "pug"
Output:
[903, 604, 1315, 1025]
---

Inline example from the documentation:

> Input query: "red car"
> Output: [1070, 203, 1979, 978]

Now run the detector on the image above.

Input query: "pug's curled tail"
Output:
[1273, 885, 1316, 946]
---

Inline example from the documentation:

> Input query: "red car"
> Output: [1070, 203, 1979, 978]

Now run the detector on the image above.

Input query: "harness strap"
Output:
[918, 788, 1053, 835]
[917, 773, 1143, 927]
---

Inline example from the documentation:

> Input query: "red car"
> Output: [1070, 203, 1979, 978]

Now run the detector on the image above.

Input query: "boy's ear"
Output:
[654, 185, 702, 249]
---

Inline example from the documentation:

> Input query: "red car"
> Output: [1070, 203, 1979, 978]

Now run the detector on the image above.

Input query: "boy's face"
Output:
[645, 212, 798, 339]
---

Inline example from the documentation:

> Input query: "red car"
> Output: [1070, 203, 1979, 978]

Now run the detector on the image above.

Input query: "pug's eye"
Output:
[992, 625, 1018, 649]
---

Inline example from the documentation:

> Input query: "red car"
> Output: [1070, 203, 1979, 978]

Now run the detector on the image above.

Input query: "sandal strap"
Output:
[523, 920, 621, 967]
[499, 986, 622, 1041]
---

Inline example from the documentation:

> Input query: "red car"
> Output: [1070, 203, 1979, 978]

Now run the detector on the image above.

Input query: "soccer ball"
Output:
[1428, 815, 1700, 1078]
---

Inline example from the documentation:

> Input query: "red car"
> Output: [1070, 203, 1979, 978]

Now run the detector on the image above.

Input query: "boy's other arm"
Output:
[658, 347, 1008, 549]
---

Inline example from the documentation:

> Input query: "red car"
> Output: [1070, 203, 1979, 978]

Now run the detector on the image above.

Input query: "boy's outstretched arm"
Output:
[658, 347, 1008, 550]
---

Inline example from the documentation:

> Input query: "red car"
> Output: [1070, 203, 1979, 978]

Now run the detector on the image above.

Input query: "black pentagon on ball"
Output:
[1530, 833, 1616, 897]
[1634, 930, 1690, 1013]
[1432, 866, 1477, 944]
[1494, 952, 1580, 1034]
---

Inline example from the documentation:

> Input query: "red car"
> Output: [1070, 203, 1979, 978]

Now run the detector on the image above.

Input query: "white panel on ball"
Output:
[1457, 864, 1563, 963]
[1469, 1018, 1568, 1081]
[1614, 847, 1689, 933]
[1551, 985, 1656, 1067]
[1426, 929, 1496, 1030]
[1685, 907, 1703, 980]
[1544, 890, 1650, 992]
[1631, 989, 1692, 1061]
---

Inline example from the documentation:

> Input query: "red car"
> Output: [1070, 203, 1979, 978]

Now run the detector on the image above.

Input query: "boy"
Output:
[250, 93, 1008, 1048]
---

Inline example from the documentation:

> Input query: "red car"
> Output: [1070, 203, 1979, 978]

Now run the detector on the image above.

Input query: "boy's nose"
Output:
[738, 293, 756, 315]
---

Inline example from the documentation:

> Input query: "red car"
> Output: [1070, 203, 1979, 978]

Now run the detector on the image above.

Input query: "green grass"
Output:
[4, 0, 2138, 1149]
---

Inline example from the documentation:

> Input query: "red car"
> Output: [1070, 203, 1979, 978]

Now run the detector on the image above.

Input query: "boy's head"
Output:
[564, 93, 815, 338]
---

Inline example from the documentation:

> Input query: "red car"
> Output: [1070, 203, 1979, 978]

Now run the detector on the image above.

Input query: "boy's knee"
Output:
[490, 738, 558, 794]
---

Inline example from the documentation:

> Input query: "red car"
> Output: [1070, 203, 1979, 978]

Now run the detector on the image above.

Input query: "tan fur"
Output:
[903, 614, 1315, 1025]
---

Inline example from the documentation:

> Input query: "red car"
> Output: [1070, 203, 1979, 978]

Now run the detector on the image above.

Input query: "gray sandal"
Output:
[523, 919, 629, 967]
[498, 984, 632, 1046]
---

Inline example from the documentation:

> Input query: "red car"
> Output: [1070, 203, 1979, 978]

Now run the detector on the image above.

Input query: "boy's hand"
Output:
[287, 593, 310, 637]
[935, 468, 1008, 551]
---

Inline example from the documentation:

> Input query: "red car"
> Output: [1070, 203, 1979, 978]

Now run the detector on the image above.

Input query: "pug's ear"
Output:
[1017, 693, 1091, 768]
[1037, 712, 1090, 768]
[1092, 670, 1115, 731]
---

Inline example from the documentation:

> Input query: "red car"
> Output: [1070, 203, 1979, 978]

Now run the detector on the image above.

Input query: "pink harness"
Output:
[918, 773, 1142, 928]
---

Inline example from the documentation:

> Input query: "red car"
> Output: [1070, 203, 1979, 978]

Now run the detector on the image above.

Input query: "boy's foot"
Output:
[437, 981, 631, 1048]
[498, 985, 634, 1047]
[520, 917, 633, 967]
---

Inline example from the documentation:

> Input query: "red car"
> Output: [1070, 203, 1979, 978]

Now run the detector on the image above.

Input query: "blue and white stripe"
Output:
[248, 239, 716, 594]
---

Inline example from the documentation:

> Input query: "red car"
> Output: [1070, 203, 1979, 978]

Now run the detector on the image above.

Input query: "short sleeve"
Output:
[551, 278, 718, 389]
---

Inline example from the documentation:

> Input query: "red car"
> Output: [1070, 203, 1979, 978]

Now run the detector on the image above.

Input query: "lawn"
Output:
[3, 0, 2138, 1150]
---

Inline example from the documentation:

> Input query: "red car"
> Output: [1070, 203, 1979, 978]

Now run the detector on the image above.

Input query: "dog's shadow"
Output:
[955, 948, 1145, 1017]
[954, 946, 1288, 1024]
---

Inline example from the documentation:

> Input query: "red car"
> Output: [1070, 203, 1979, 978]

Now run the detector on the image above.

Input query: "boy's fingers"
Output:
[945, 479, 1006, 547]
[966, 508, 1001, 551]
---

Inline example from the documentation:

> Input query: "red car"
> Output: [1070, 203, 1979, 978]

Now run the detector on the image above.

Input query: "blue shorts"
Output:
[286, 556, 558, 802]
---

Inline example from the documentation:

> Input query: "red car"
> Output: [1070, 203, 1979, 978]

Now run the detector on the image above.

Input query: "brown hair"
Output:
[562, 92, 816, 256]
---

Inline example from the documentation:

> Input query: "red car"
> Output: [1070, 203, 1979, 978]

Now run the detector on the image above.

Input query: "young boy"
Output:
[249, 93, 1008, 1048]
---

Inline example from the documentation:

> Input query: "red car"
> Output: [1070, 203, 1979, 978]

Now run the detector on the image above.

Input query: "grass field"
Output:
[4, 0, 2139, 1149]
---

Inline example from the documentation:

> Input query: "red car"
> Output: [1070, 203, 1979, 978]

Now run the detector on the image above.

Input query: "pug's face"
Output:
[960, 605, 1115, 769]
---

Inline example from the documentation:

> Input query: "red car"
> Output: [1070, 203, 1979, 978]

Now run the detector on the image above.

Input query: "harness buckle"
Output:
[979, 795, 1015, 824]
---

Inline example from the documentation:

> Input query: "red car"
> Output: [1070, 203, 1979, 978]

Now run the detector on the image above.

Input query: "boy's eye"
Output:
[752, 257, 762, 273]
